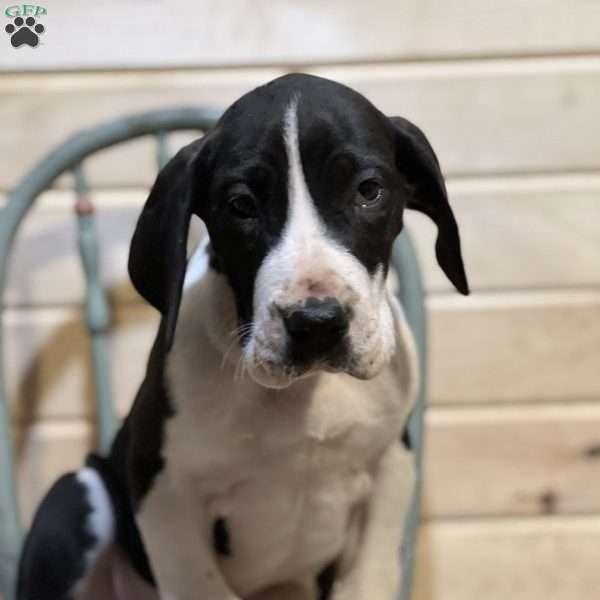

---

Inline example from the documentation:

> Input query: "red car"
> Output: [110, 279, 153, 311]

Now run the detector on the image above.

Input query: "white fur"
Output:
[148, 271, 417, 599]
[75, 348, 416, 599]
[184, 235, 210, 290]
[76, 467, 115, 569]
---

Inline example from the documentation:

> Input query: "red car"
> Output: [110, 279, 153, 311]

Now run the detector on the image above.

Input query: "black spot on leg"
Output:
[401, 423, 412, 450]
[213, 517, 232, 557]
[317, 560, 338, 600]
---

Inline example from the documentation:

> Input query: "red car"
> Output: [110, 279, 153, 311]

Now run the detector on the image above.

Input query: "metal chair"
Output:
[0, 107, 427, 600]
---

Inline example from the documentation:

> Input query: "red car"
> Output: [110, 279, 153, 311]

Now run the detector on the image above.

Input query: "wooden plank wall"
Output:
[1, 2, 599, 598]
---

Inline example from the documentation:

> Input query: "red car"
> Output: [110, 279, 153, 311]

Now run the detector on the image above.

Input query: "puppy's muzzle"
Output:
[282, 297, 350, 365]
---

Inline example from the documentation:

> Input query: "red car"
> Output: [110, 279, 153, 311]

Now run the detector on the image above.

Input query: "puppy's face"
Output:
[130, 74, 469, 388]
[204, 91, 405, 388]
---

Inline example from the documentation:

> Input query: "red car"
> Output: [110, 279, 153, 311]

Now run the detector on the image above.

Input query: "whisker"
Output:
[234, 353, 246, 382]
[221, 323, 254, 371]
[220, 338, 238, 370]
[228, 322, 253, 340]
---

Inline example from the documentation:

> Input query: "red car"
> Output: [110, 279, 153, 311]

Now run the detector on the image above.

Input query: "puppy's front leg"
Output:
[137, 471, 240, 600]
[332, 443, 415, 600]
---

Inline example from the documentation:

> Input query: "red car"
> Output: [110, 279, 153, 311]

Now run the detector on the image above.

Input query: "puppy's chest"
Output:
[163, 381, 404, 593]
[203, 435, 373, 593]
[166, 380, 403, 484]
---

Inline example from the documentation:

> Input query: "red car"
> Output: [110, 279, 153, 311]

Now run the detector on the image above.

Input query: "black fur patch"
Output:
[213, 517, 232, 557]
[205, 241, 221, 272]
[105, 318, 177, 585]
[202, 88, 290, 333]
[316, 560, 338, 600]
[17, 473, 95, 600]
[296, 77, 405, 277]
[401, 424, 412, 450]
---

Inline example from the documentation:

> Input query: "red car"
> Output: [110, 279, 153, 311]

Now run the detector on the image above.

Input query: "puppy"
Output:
[17, 73, 468, 600]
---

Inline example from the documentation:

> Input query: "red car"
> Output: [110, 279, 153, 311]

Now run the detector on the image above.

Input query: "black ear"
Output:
[390, 116, 469, 295]
[128, 136, 210, 350]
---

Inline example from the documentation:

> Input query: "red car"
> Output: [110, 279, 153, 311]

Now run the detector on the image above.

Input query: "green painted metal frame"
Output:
[0, 107, 427, 600]
[393, 235, 427, 600]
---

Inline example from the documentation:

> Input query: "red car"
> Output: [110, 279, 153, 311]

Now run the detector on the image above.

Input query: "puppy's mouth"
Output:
[242, 340, 381, 390]
[246, 357, 344, 389]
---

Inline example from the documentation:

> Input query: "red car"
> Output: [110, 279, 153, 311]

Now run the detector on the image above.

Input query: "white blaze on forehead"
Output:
[256, 96, 374, 301]
[282, 97, 326, 252]
[278, 98, 371, 292]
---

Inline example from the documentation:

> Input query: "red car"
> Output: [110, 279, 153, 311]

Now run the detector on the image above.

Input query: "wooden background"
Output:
[2, 2, 600, 598]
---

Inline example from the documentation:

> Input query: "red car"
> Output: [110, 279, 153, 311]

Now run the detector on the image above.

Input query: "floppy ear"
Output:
[128, 137, 210, 350]
[390, 116, 469, 295]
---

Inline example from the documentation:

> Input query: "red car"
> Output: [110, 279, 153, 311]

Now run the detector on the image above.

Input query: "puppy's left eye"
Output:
[356, 179, 385, 209]
[228, 188, 258, 220]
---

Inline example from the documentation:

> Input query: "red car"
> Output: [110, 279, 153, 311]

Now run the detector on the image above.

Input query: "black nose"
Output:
[283, 297, 349, 362]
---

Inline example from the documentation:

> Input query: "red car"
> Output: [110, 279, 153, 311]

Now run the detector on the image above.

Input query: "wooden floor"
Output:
[2, 2, 600, 598]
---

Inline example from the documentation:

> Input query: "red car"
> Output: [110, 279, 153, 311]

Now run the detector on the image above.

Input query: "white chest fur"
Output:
[161, 265, 417, 597]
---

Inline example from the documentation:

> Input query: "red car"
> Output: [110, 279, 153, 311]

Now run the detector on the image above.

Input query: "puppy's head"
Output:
[129, 74, 468, 388]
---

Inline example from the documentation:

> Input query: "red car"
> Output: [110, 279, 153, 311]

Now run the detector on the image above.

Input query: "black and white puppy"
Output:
[17, 73, 468, 600]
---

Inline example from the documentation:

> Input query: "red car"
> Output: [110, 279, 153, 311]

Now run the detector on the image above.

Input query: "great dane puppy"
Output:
[17, 73, 468, 600]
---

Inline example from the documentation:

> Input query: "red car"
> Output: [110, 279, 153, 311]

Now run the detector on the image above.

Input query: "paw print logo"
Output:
[5, 16, 45, 48]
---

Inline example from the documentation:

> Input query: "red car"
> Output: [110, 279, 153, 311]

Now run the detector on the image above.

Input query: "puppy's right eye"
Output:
[228, 188, 258, 219]
[356, 178, 385, 209]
